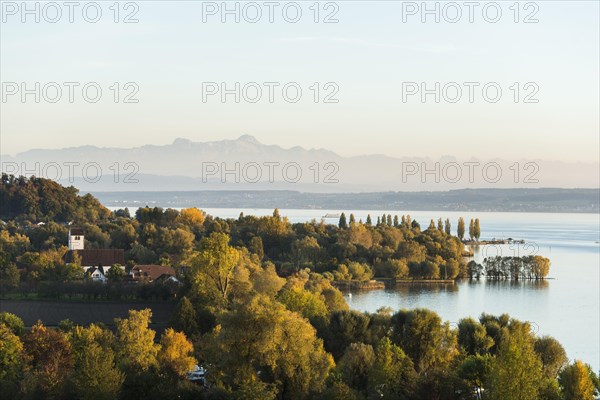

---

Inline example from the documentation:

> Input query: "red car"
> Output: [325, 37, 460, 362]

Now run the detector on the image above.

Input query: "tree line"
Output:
[1, 175, 493, 292]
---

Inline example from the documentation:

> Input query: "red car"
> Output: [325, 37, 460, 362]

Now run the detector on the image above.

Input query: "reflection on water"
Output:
[394, 282, 458, 294]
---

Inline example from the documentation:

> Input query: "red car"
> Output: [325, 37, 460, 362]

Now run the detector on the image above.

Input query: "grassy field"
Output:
[0, 300, 177, 332]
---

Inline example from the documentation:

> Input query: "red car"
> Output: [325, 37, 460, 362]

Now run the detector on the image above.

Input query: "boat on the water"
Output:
[322, 213, 341, 219]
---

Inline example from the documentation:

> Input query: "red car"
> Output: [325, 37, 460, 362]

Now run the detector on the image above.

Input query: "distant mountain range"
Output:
[1, 135, 598, 192]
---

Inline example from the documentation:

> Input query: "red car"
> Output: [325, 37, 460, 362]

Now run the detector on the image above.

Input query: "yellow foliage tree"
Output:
[158, 328, 197, 378]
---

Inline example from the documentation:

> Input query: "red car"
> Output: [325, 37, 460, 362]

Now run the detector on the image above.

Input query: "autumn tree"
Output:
[206, 295, 334, 399]
[559, 360, 598, 400]
[22, 321, 74, 399]
[158, 328, 196, 379]
[177, 207, 205, 228]
[115, 309, 160, 372]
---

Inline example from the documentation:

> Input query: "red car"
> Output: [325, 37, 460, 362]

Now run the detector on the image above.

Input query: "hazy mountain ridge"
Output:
[2, 135, 598, 192]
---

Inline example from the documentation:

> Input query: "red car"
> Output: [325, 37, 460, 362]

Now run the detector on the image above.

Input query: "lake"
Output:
[111, 206, 600, 369]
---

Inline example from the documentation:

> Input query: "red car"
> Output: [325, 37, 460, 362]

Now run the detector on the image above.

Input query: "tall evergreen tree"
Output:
[339, 213, 348, 229]
[437, 218, 444, 232]
[366, 214, 372, 226]
[393, 215, 399, 227]
[349, 214, 356, 225]
[386, 215, 393, 226]
[444, 218, 451, 235]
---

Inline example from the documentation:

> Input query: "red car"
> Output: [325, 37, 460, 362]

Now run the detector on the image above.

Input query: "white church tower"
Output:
[68, 227, 85, 250]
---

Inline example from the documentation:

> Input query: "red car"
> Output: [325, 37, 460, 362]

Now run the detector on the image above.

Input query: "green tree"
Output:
[349, 214, 356, 225]
[457, 317, 494, 355]
[534, 336, 568, 378]
[338, 342, 375, 393]
[189, 232, 240, 306]
[0, 323, 25, 397]
[278, 286, 329, 322]
[115, 309, 160, 372]
[0, 312, 25, 336]
[391, 308, 457, 373]
[458, 354, 492, 398]
[559, 360, 598, 400]
[457, 217, 465, 240]
[0, 261, 19, 290]
[106, 264, 126, 282]
[368, 337, 417, 399]
[487, 324, 544, 400]
[366, 214, 372, 226]
[70, 336, 124, 400]
[339, 213, 347, 229]
[444, 218, 451, 235]
[248, 236, 264, 260]
[171, 296, 199, 338]
[437, 218, 444, 231]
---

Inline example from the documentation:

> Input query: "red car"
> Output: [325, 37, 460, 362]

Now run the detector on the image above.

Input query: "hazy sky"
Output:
[1, 1, 599, 162]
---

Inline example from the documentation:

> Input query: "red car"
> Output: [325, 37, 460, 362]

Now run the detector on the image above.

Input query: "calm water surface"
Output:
[112, 207, 600, 369]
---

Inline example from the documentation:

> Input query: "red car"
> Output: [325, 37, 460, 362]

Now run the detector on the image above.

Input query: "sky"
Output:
[1, 1, 599, 163]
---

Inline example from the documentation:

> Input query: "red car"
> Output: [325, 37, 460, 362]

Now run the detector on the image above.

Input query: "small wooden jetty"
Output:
[463, 238, 525, 246]
[332, 280, 385, 290]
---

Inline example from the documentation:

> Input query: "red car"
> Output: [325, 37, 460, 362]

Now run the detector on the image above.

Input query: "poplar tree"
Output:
[469, 219, 475, 241]
[457, 217, 465, 240]
[474, 218, 481, 241]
